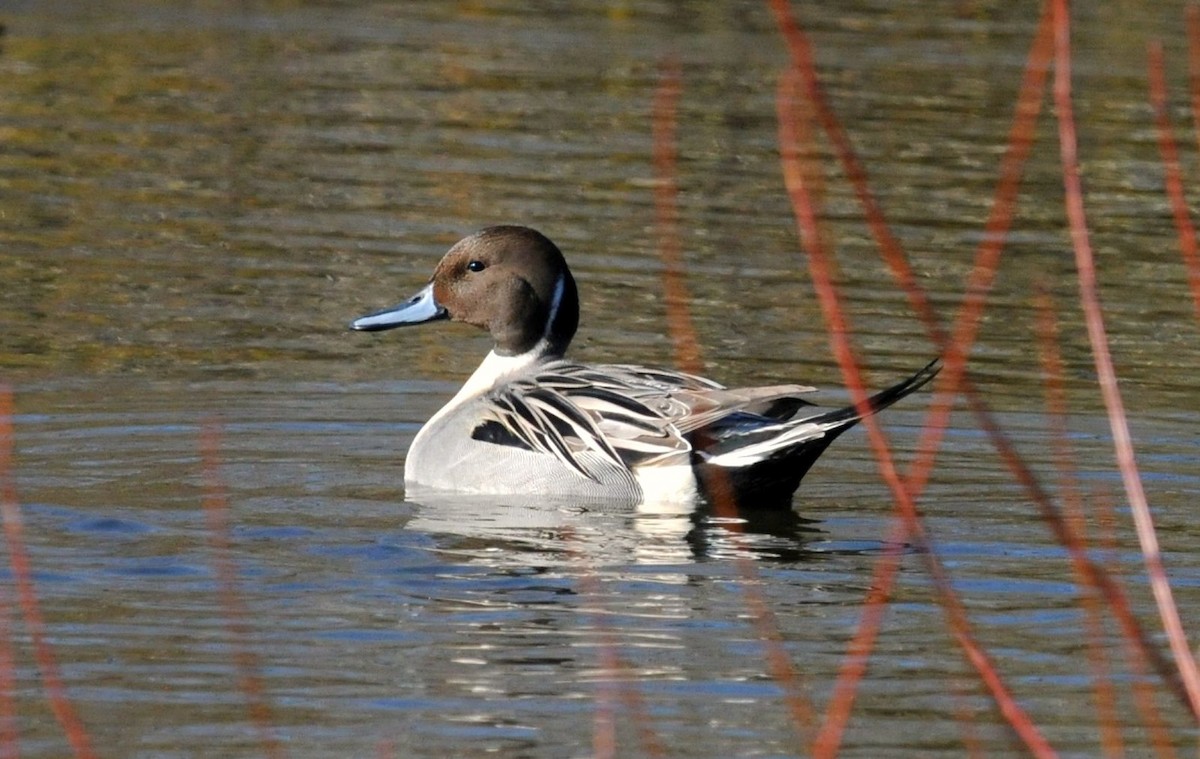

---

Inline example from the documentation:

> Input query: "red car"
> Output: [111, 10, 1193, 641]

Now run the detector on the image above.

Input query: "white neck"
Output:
[458, 346, 544, 398]
[413, 344, 552, 456]
[433, 340, 552, 415]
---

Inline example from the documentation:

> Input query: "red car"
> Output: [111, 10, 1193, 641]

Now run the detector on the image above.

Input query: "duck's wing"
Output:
[469, 361, 830, 481]
[585, 363, 821, 434]
[470, 362, 695, 480]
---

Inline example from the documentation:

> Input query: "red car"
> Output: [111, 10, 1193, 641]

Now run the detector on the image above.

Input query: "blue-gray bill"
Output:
[350, 282, 448, 332]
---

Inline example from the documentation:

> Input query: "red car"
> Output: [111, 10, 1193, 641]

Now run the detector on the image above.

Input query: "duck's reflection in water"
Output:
[404, 489, 826, 566]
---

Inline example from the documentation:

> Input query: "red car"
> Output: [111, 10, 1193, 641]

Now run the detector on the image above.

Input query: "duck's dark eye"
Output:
[466, 260, 486, 273]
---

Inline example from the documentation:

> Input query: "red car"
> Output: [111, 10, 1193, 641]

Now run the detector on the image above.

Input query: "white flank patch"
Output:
[634, 463, 699, 506]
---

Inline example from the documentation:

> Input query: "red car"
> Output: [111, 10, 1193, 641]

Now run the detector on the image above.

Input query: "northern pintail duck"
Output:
[352, 226, 938, 506]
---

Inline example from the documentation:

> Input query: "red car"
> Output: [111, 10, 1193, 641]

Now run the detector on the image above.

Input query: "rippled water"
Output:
[2, 1, 1199, 756]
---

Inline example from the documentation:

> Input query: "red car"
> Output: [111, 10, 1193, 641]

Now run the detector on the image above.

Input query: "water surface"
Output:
[2, 1, 1199, 756]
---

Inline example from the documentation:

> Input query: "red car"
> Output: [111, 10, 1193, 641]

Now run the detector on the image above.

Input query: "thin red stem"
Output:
[571, 555, 668, 759]
[200, 422, 288, 759]
[0, 393, 19, 759]
[1148, 41, 1200, 321]
[0, 581, 14, 759]
[775, 66, 1057, 759]
[770, 3, 1063, 754]
[769, 0, 1191, 716]
[1187, 6, 1200, 158]
[651, 56, 817, 741]
[1051, 0, 1200, 719]
[0, 386, 96, 759]
[1034, 291, 1125, 757]
[1097, 487, 1180, 759]
[654, 56, 704, 377]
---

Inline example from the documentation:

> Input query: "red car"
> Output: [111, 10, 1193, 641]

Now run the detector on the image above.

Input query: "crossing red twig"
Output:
[769, 0, 1192, 727]
[774, 65, 1057, 759]
[0, 386, 96, 759]
[1051, 0, 1200, 720]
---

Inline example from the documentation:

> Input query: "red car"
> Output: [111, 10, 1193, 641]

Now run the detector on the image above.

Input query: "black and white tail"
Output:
[696, 359, 940, 506]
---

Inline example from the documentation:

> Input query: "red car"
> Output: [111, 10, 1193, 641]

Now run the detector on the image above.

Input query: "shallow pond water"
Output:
[2, 1, 1199, 756]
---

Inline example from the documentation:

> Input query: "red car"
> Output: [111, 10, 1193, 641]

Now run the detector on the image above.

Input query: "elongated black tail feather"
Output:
[696, 358, 940, 508]
[801, 357, 941, 430]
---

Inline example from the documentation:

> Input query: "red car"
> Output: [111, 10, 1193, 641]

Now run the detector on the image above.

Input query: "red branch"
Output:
[199, 421, 288, 759]
[653, 57, 704, 377]
[0, 392, 19, 759]
[1033, 292, 1125, 757]
[769, 0, 1192, 721]
[0, 386, 96, 759]
[1187, 6, 1200, 159]
[1051, 0, 1200, 719]
[774, 67, 1057, 758]
[1147, 41, 1200, 321]
[0, 579, 14, 759]
[651, 56, 817, 741]
[564, 524, 667, 758]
